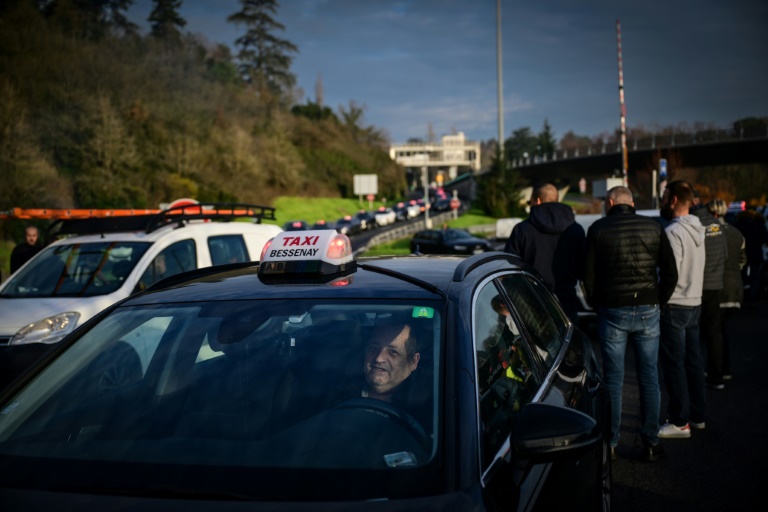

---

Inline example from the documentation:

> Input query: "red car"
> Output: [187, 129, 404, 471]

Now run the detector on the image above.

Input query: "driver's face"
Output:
[364, 324, 419, 396]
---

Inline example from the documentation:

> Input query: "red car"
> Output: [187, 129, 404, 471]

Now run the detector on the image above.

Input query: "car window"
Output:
[473, 280, 538, 467]
[0, 299, 442, 473]
[499, 274, 562, 370]
[0, 242, 151, 298]
[137, 239, 196, 291]
[208, 235, 249, 266]
[525, 275, 571, 340]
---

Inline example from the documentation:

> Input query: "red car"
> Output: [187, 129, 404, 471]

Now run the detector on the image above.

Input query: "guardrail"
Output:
[354, 211, 457, 256]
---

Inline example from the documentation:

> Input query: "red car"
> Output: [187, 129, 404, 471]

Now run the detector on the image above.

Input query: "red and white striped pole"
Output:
[616, 19, 629, 186]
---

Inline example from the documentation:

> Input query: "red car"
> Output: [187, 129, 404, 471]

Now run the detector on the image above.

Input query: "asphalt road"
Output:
[601, 299, 768, 511]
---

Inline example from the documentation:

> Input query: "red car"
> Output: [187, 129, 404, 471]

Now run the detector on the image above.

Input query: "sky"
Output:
[127, 0, 768, 144]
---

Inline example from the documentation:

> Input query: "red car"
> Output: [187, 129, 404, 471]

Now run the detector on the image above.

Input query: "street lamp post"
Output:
[422, 166, 431, 229]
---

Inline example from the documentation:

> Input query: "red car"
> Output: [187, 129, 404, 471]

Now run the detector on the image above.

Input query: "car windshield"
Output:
[0, 299, 443, 500]
[0, 242, 151, 298]
[443, 229, 472, 241]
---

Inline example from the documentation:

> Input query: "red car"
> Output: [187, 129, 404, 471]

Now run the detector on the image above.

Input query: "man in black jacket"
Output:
[691, 194, 728, 389]
[504, 183, 585, 324]
[584, 186, 678, 462]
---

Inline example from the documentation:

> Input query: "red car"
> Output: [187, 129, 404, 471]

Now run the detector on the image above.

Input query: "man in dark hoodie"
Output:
[504, 183, 585, 324]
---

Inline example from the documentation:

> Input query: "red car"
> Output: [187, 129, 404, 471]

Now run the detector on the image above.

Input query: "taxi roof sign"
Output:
[259, 230, 354, 277]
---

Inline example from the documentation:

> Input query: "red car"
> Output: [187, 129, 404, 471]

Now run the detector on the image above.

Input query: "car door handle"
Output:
[588, 381, 603, 396]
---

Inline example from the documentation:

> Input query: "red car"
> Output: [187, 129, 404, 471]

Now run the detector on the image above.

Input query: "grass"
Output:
[359, 236, 412, 257]
[270, 196, 385, 227]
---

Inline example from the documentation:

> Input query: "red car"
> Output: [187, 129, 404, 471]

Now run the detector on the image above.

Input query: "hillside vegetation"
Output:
[0, 3, 405, 218]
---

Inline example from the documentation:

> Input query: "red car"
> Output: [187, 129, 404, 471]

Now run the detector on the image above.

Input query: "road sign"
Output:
[450, 198, 460, 210]
[366, 194, 375, 201]
[659, 158, 667, 177]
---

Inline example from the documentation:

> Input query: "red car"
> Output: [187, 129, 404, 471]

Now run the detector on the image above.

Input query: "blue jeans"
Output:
[598, 305, 661, 447]
[659, 304, 706, 427]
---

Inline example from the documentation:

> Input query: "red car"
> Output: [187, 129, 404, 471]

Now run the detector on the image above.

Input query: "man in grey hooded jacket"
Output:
[658, 180, 707, 440]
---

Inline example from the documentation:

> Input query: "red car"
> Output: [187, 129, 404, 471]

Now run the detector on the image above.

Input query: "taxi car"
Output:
[0, 203, 281, 388]
[0, 230, 611, 511]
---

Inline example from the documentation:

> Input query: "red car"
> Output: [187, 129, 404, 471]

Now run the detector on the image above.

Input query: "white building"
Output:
[389, 133, 481, 185]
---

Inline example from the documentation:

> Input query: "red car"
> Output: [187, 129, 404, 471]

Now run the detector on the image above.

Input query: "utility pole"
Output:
[616, 19, 629, 186]
[496, 0, 504, 165]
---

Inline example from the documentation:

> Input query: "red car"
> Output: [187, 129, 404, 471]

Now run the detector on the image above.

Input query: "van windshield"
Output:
[0, 242, 151, 298]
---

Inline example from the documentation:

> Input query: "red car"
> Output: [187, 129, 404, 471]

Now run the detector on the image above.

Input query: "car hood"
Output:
[0, 295, 121, 336]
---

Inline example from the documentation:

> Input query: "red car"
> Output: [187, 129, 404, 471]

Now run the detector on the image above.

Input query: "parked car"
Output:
[0, 203, 281, 388]
[0, 230, 610, 510]
[355, 210, 376, 231]
[392, 202, 410, 222]
[374, 206, 397, 227]
[406, 201, 422, 219]
[410, 228, 492, 255]
[311, 219, 334, 230]
[282, 220, 309, 231]
[334, 215, 363, 236]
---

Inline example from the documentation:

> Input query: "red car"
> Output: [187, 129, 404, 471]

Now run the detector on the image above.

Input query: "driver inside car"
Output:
[363, 322, 420, 400]
[355, 320, 433, 433]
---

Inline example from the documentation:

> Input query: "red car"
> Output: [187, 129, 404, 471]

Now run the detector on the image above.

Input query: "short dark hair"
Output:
[665, 180, 695, 205]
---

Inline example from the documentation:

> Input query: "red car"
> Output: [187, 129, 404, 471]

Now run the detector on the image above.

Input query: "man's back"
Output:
[585, 204, 677, 308]
[665, 215, 706, 306]
[691, 206, 727, 291]
[504, 202, 584, 295]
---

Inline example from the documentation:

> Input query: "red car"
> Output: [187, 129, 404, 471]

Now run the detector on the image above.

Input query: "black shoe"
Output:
[643, 442, 665, 462]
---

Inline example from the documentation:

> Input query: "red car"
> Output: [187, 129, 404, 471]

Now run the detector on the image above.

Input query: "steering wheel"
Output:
[331, 397, 431, 450]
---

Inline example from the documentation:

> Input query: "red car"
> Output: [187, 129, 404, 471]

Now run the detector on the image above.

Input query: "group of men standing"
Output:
[505, 181, 745, 462]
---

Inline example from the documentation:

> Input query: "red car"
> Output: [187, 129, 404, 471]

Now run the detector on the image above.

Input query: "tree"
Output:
[475, 148, 525, 218]
[504, 127, 537, 162]
[227, 0, 298, 94]
[149, 0, 186, 41]
[537, 118, 556, 156]
[44, 0, 137, 38]
[559, 130, 593, 150]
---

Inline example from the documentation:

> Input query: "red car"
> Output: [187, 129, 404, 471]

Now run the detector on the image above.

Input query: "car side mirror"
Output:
[512, 402, 601, 463]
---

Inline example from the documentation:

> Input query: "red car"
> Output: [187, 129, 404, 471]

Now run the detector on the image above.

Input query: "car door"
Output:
[472, 275, 544, 511]
[498, 273, 607, 510]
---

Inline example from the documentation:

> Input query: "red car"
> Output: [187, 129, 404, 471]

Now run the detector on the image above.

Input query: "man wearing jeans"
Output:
[658, 180, 707, 439]
[584, 186, 678, 462]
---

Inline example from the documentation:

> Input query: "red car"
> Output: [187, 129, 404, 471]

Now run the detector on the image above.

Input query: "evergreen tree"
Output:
[504, 127, 537, 162]
[43, 0, 137, 38]
[227, 0, 298, 94]
[537, 118, 556, 156]
[149, 0, 186, 41]
[475, 148, 525, 218]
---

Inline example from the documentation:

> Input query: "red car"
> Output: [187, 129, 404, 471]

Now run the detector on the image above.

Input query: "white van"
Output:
[0, 204, 282, 386]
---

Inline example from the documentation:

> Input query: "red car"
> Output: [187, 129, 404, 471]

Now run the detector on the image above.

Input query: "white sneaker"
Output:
[658, 422, 691, 439]
[690, 421, 706, 430]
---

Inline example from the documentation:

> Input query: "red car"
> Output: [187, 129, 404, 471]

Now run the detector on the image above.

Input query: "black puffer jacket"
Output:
[584, 204, 678, 308]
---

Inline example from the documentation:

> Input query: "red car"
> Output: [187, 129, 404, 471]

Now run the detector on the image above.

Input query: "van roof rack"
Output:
[2, 203, 276, 237]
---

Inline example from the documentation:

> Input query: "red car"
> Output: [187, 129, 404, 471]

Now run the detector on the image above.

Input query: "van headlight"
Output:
[11, 312, 81, 345]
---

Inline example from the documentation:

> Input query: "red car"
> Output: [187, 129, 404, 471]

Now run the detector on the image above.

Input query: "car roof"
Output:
[122, 252, 526, 305]
[44, 221, 281, 246]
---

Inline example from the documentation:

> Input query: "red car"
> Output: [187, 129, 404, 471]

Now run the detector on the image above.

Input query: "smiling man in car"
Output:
[364, 322, 421, 400]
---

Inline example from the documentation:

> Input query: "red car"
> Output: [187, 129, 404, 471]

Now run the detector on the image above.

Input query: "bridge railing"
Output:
[511, 126, 768, 168]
